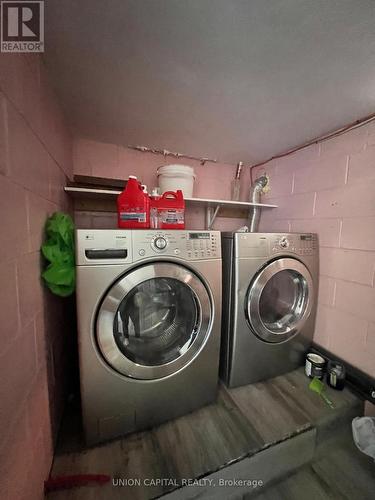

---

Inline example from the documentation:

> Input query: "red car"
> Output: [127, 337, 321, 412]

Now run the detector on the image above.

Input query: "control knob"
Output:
[154, 236, 167, 250]
[279, 236, 289, 249]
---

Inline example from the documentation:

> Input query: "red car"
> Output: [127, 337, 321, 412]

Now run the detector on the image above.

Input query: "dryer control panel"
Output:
[271, 233, 318, 256]
[234, 232, 318, 259]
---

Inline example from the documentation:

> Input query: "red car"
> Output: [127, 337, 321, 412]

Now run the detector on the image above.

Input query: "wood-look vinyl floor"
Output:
[225, 368, 361, 444]
[47, 368, 365, 500]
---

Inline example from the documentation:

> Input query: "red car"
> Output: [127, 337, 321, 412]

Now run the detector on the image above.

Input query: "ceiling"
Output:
[44, 0, 375, 164]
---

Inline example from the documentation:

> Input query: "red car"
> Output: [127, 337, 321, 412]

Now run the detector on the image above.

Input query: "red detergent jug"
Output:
[117, 176, 150, 228]
[150, 190, 185, 229]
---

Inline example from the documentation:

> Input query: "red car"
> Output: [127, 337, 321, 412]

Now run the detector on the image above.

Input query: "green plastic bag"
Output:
[41, 212, 75, 297]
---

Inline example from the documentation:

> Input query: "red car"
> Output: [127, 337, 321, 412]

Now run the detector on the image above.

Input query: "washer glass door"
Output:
[246, 258, 313, 343]
[96, 262, 211, 379]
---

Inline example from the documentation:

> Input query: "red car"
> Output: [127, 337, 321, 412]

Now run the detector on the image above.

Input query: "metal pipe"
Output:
[127, 145, 217, 165]
[248, 175, 268, 232]
[250, 111, 375, 172]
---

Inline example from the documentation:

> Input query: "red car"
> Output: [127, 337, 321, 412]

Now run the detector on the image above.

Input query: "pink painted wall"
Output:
[73, 132, 375, 383]
[0, 54, 73, 499]
[73, 138, 251, 231]
[253, 123, 375, 379]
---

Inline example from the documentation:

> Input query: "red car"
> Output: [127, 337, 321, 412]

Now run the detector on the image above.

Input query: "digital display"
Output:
[189, 232, 210, 239]
[300, 235, 313, 241]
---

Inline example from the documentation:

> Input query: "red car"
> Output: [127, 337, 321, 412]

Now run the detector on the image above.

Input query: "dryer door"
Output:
[96, 262, 212, 379]
[246, 258, 313, 343]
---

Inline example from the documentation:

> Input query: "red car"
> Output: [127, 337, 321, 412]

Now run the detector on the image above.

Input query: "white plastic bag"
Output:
[352, 417, 375, 461]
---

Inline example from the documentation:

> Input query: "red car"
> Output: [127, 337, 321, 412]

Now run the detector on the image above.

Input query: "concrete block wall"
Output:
[253, 123, 375, 379]
[73, 138, 250, 231]
[0, 54, 73, 500]
[74, 132, 375, 382]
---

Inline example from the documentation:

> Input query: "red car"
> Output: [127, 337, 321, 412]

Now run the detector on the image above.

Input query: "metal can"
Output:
[305, 352, 326, 379]
[327, 361, 346, 390]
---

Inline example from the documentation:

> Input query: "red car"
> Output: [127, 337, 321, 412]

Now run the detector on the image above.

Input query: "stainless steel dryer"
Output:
[221, 232, 318, 388]
[76, 229, 222, 444]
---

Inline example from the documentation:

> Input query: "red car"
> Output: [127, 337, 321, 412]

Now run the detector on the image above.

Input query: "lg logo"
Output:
[1, 1, 44, 52]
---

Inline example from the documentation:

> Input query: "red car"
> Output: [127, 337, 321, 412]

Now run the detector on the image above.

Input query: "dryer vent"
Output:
[248, 175, 268, 232]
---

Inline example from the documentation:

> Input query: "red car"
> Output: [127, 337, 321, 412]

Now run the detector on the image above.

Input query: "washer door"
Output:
[246, 258, 313, 343]
[96, 262, 211, 379]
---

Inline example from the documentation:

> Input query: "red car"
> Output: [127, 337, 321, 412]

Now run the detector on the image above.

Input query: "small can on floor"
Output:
[305, 352, 326, 379]
[327, 361, 346, 390]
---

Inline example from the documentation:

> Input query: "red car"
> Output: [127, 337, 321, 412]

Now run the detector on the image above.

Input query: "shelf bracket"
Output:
[206, 204, 221, 230]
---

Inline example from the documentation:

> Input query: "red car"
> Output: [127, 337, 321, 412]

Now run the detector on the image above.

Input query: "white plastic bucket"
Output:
[157, 164, 196, 198]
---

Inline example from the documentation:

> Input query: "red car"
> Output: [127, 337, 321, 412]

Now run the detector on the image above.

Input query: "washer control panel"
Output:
[133, 230, 221, 261]
[186, 232, 220, 259]
[271, 233, 317, 256]
[76, 229, 133, 265]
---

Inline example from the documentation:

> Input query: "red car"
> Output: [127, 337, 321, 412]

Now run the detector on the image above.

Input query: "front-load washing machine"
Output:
[76, 229, 222, 444]
[221, 232, 318, 388]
